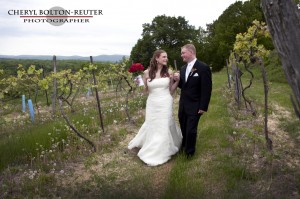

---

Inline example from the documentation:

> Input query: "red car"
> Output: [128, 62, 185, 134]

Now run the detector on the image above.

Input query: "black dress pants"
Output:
[179, 112, 201, 156]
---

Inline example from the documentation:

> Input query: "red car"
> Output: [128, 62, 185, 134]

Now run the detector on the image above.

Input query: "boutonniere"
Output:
[189, 67, 197, 76]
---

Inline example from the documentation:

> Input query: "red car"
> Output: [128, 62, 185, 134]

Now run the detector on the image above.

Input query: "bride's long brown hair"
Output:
[148, 49, 169, 82]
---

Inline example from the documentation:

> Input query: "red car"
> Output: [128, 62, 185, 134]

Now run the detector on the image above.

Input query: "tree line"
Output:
[0, 59, 119, 77]
[129, 0, 272, 72]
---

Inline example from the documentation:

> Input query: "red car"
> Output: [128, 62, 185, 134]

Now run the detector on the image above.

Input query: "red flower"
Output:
[128, 63, 144, 77]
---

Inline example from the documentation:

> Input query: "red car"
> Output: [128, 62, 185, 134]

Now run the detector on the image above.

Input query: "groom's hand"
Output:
[173, 72, 180, 81]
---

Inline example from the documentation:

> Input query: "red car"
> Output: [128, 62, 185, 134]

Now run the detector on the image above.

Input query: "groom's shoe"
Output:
[179, 147, 184, 153]
[186, 154, 194, 159]
[184, 151, 195, 159]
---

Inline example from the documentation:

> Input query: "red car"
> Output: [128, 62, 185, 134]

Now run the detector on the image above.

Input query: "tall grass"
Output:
[0, 121, 67, 171]
[0, 89, 147, 172]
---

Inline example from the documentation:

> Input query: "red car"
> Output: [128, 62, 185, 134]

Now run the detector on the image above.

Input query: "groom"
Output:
[175, 44, 212, 158]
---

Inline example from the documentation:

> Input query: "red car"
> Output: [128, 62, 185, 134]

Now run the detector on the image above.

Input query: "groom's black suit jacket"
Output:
[178, 60, 212, 116]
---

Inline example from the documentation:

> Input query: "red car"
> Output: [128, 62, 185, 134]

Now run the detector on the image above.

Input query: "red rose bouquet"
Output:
[128, 63, 145, 77]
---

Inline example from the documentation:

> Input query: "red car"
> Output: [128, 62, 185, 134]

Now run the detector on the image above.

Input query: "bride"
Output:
[128, 49, 182, 166]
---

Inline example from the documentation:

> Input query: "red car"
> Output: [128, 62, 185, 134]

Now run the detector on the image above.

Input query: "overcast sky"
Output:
[0, 0, 244, 56]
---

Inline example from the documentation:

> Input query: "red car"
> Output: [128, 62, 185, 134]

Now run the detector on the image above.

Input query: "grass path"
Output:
[164, 71, 238, 198]
[53, 118, 178, 198]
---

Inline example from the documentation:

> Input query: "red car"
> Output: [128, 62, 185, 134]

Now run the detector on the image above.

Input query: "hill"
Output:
[0, 54, 128, 62]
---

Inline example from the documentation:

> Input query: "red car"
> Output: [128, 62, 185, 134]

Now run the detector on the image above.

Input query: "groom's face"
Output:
[181, 48, 193, 63]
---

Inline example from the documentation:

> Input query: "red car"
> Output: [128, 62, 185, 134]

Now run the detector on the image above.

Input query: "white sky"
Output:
[0, 0, 244, 56]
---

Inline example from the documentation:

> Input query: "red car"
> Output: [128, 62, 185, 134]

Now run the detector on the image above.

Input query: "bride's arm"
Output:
[142, 69, 149, 93]
[169, 69, 179, 95]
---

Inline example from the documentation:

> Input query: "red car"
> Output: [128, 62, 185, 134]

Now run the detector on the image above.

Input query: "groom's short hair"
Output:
[182, 44, 196, 55]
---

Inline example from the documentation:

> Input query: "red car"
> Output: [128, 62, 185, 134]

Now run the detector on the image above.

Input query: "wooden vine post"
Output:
[51, 55, 57, 117]
[90, 56, 105, 134]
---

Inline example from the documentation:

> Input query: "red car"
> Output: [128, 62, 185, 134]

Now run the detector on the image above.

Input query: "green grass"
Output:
[165, 71, 237, 198]
[165, 66, 300, 198]
[279, 118, 300, 145]
[0, 88, 147, 173]
[0, 120, 68, 171]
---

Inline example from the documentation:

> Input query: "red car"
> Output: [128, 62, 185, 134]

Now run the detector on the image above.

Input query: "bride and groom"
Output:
[128, 44, 212, 166]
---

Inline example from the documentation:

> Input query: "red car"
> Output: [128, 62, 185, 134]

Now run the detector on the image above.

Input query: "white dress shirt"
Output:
[185, 59, 196, 81]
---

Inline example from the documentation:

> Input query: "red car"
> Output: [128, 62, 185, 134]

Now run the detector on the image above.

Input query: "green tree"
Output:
[130, 34, 156, 68]
[130, 15, 200, 70]
[204, 0, 267, 71]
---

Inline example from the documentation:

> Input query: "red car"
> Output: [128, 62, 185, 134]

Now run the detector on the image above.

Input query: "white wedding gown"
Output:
[128, 77, 182, 166]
